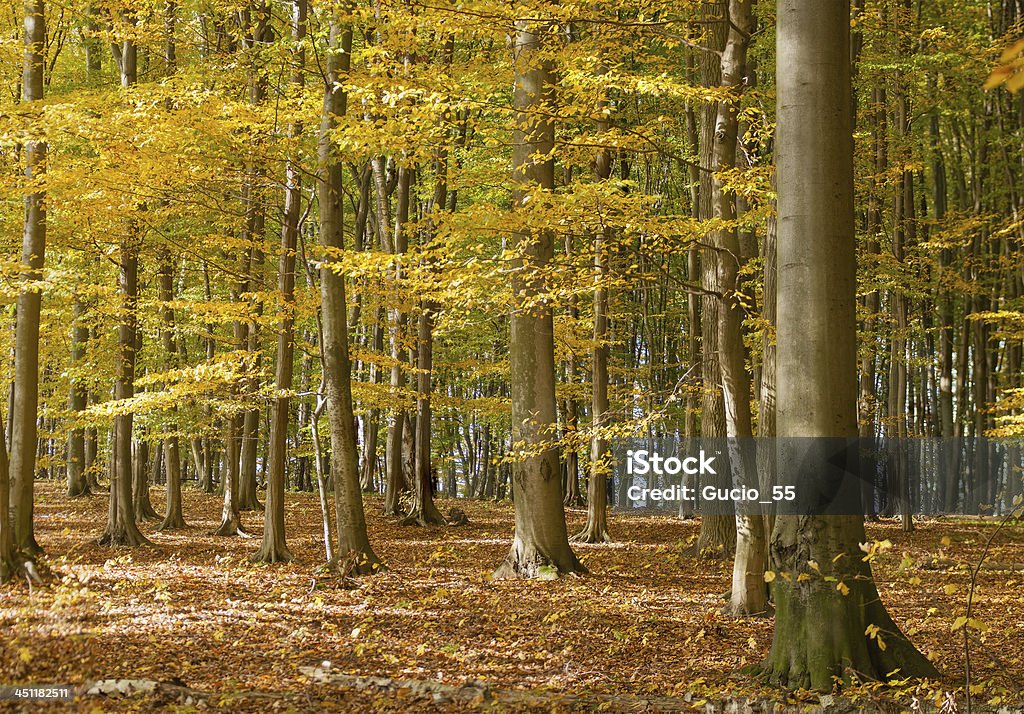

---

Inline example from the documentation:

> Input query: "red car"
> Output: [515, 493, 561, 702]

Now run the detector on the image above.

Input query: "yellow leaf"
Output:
[1005, 69, 1024, 93]
[763, 570, 776, 583]
[1000, 38, 1024, 63]
[943, 584, 958, 595]
[967, 618, 989, 632]
[951, 616, 968, 631]
[837, 581, 850, 596]
[18, 647, 32, 663]
[984, 66, 1014, 90]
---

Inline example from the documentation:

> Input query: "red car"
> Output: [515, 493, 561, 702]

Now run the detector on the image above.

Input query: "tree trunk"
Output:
[713, 0, 768, 618]
[10, 0, 47, 557]
[253, 0, 306, 564]
[215, 413, 245, 536]
[755, 0, 936, 687]
[67, 298, 90, 497]
[402, 302, 445, 526]
[574, 59, 613, 544]
[100, 235, 150, 546]
[0, 403, 16, 580]
[695, 0, 735, 559]
[318, 12, 381, 575]
[493, 15, 584, 580]
[99, 27, 150, 548]
[157, 250, 186, 530]
[133, 440, 159, 521]
[237, 6, 271, 515]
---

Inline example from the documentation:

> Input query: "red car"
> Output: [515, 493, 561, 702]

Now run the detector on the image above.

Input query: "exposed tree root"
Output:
[753, 580, 939, 691]
[68, 483, 92, 498]
[570, 527, 612, 544]
[98, 525, 152, 548]
[0, 553, 45, 585]
[331, 549, 385, 578]
[399, 497, 446, 527]
[237, 493, 264, 512]
[157, 512, 187, 532]
[492, 538, 587, 580]
[214, 516, 249, 537]
[250, 541, 293, 565]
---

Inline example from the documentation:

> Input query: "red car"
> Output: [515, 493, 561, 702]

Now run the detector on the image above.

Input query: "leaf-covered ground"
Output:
[1, 482, 1023, 711]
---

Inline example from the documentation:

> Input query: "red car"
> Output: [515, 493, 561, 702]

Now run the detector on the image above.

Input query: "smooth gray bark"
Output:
[99, 25, 150, 548]
[157, 251, 186, 530]
[493, 16, 584, 579]
[67, 299, 90, 497]
[318, 12, 381, 575]
[713, 0, 768, 618]
[574, 61, 613, 544]
[10, 0, 47, 557]
[755, 0, 936, 688]
[253, 0, 306, 564]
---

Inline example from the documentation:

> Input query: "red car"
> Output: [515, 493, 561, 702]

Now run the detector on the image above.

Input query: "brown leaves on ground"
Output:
[1, 483, 1023, 711]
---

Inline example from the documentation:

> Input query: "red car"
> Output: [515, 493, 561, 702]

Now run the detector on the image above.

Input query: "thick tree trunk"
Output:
[161, 436, 185, 530]
[10, 0, 47, 557]
[755, 0, 937, 687]
[238, 409, 263, 511]
[318, 13, 381, 575]
[493, 16, 584, 580]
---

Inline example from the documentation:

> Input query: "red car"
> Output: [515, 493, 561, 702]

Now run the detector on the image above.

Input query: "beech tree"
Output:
[100, 24, 149, 548]
[9, 0, 47, 558]
[713, 0, 768, 618]
[253, 0, 306, 565]
[317, 5, 381, 574]
[756, 0, 937, 687]
[493, 14, 584, 580]
[573, 59, 613, 545]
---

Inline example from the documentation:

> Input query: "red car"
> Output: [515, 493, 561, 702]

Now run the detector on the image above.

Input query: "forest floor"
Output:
[1, 483, 1023, 712]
